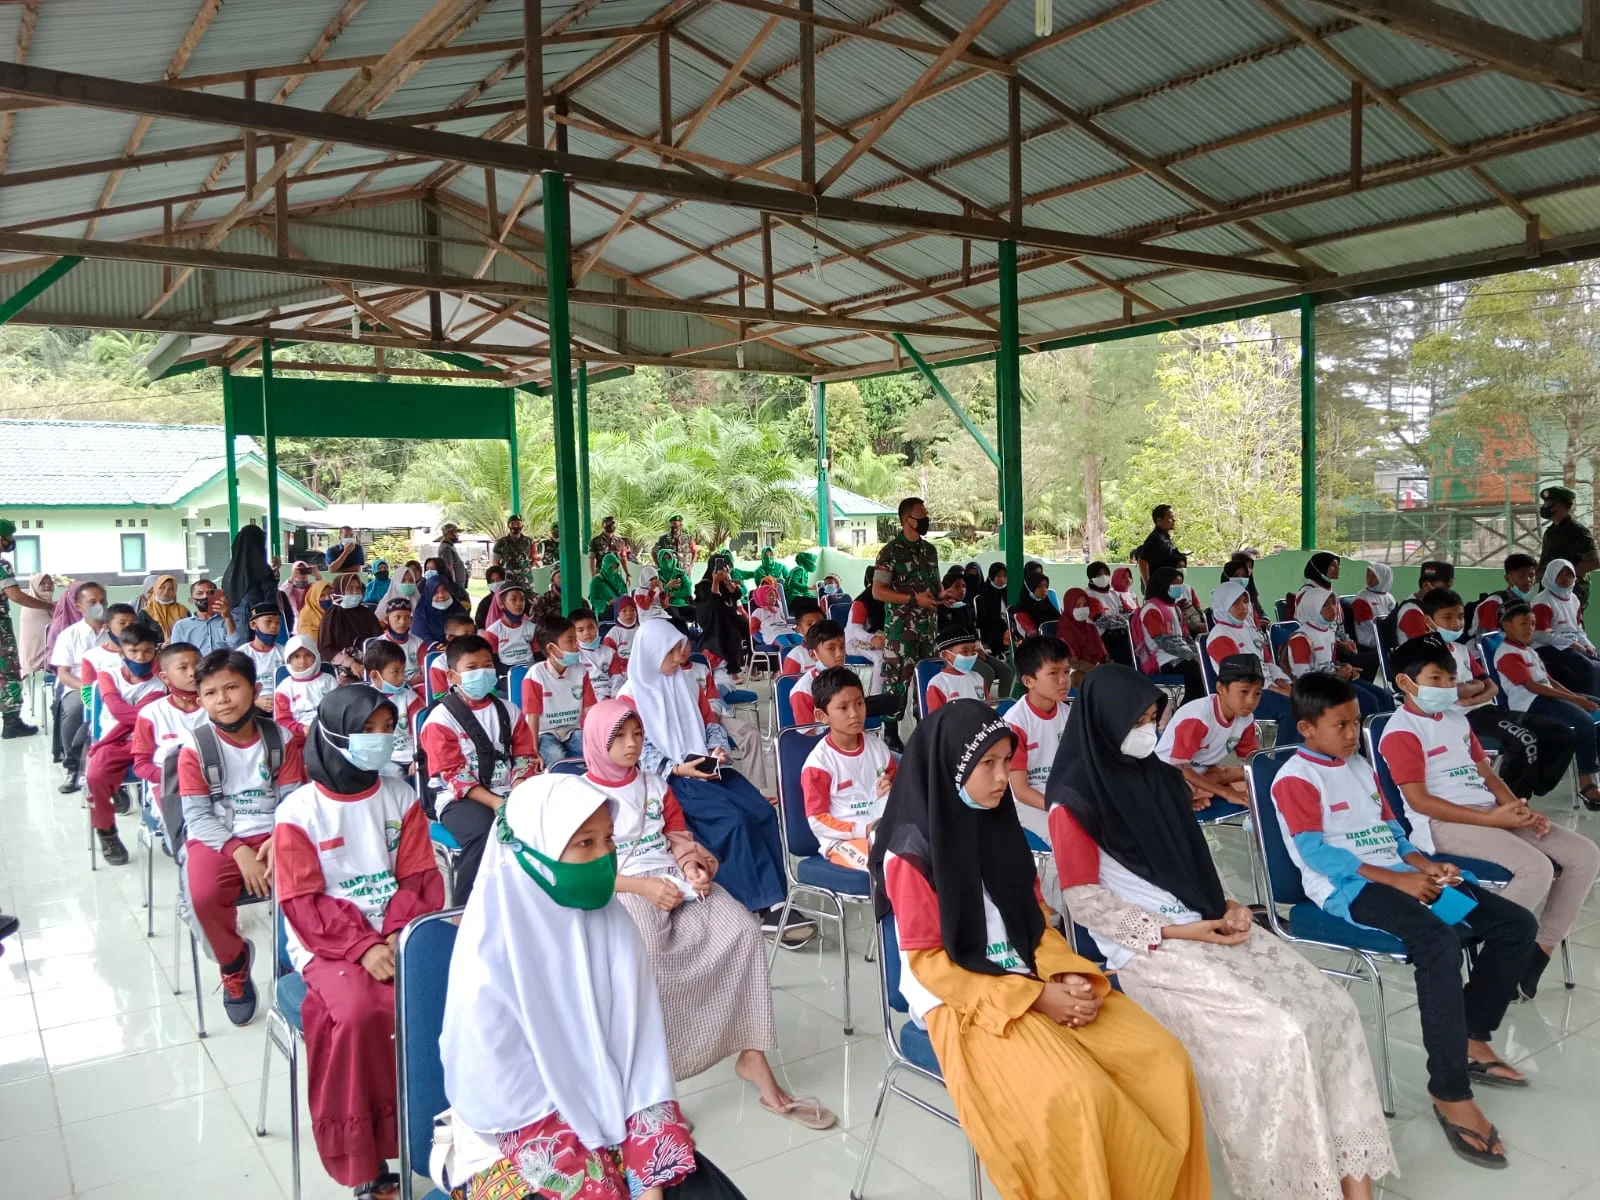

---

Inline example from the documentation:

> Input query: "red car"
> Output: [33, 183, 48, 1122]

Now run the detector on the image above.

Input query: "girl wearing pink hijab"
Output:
[583, 699, 835, 1130]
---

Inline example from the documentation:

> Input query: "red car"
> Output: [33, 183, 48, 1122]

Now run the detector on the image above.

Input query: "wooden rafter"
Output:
[0, 1, 37, 177]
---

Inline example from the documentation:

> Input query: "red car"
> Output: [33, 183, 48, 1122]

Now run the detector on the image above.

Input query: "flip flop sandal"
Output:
[759, 1095, 837, 1130]
[1581, 786, 1600, 812]
[1468, 1058, 1529, 1088]
[1433, 1106, 1506, 1169]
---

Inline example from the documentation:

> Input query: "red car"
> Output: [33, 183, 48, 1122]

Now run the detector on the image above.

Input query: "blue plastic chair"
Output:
[272, 661, 338, 689]
[828, 597, 853, 627]
[1480, 631, 1585, 811]
[505, 662, 528, 708]
[422, 651, 446, 700]
[1039, 620, 1058, 641]
[775, 673, 800, 730]
[416, 706, 465, 903]
[1245, 745, 1488, 1117]
[396, 908, 463, 1200]
[852, 908, 980, 1200]
[255, 902, 310, 1200]
[913, 657, 944, 720]
[771, 727, 874, 1033]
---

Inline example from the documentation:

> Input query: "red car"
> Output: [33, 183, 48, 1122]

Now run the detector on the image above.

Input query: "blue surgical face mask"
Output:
[579, 637, 601, 651]
[1436, 627, 1461, 643]
[559, 650, 582, 667]
[124, 657, 155, 679]
[952, 653, 978, 672]
[337, 593, 361, 609]
[457, 667, 497, 700]
[958, 783, 988, 810]
[1552, 582, 1574, 599]
[376, 677, 407, 695]
[1509, 584, 1530, 600]
[1413, 684, 1458, 714]
[1168, 583, 1187, 601]
[339, 731, 396, 771]
[431, 597, 454, 610]
[397, 582, 417, 597]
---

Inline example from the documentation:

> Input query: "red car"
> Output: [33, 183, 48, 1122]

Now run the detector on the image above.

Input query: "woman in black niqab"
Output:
[1044, 664, 1226, 920]
[868, 700, 1044, 976]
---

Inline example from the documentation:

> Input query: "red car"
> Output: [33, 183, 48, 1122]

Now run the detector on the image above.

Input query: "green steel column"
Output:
[221, 370, 240, 539]
[0, 255, 82, 325]
[577, 361, 593, 544]
[506, 387, 521, 517]
[893, 332, 999, 468]
[261, 341, 282, 564]
[814, 381, 831, 548]
[997, 241, 1025, 605]
[1300, 295, 1317, 550]
[543, 171, 583, 613]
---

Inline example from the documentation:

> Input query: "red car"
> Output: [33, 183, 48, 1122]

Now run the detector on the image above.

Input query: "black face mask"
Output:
[1540, 504, 1556, 520]
[913, 516, 931, 536]
[213, 708, 255, 734]
[193, 595, 211, 613]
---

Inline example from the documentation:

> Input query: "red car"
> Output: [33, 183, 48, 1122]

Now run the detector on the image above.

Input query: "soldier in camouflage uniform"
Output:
[1538, 486, 1600, 612]
[588, 515, 633, 585]
[652, 515, 697, 573]
[873, 498, 946, 745]
[0, 517, 53, 739]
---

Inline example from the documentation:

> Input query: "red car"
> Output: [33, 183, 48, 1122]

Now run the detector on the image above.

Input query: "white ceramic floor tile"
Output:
[59, 1090, 261, 1192]
[0, 1126, 75, 1198]
[0, 1072, 60, 1137]
[73, 1150, 285, 1200]
[729, 1130, 933, 1200]
[51, 1042, 226, 1125]
[0, 1028, 48, 1084]
[39, 1001, 202, 1070]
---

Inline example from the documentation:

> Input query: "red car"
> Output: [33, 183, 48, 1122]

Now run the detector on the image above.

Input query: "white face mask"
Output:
[1120, 723, 1159, 759]
[337, 593, 361, 609]
[1089, 574, 1110, 588]
[1071, 606, 1091, 621]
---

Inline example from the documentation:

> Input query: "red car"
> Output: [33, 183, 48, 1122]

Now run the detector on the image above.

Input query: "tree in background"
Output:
[1110, 321, 1302, 562]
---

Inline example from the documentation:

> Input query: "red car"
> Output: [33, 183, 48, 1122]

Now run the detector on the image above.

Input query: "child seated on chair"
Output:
[482, 582, 538, 668]
[275, 685, 443, 1199]
[182, 649, 305, 1025]
[571, 607, 617, 700]
[1494, 601, 1600, 811]
[1381, 634, 1600, 1002]
[421, 635, 540, 906]
[1273, 672, 1537, 1170]
[372, 596, 424, 684]
[801, 667, 895, 871]
[604, 595, 640, 671]
[924, 625, 989, 712]
[521, 615, 597, 767]
[780, 608, 821, 676]
[425, 612, 478, 700]
[1005, 635, 1074, 845]
[748, 583, 793, 647]
[238, 603, 284, 712]
[362, 638, 420, 779]
[1285, 587, 1390, 718]
[273, 634, 336, 746]
[130, 641, 206, 787]
[85, 622, 167, 866]
[685, 647, 770, 797]
[1155, 652, 1263, 812]
[787, 619, 898, 728]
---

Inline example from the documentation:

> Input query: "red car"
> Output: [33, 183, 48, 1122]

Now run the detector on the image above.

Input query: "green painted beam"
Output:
[544, 171, 584, 613]
[261, 342, 282, 563]
[230, 375, 517, 439]
[507, 386, 521, 518]
[1300, 296, 1317, 550]
[577, 362, 593, 544]
[221, 371, 240, 539]
[0, 255, 82, 325]
[892, 332, 1000, 468]
[997, 241, 1025, 602]
[815, 381, 831, 549]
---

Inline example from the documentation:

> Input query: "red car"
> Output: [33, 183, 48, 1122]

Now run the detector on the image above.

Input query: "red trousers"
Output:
[301, 956, 399, 1186]
[185, 833, 270, 966]
[85, 740, 133, 832]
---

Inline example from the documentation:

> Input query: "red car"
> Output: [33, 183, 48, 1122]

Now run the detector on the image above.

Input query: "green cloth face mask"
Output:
[496, 807, 616, 909]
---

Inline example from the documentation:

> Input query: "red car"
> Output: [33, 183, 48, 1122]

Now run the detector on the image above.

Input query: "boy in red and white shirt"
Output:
[789, 619, 848, 726]
[925, 626, 989, 712]
[521, 615, 597, 766]
[362, 638, 422, 777]
[131, 641, 207, 787]
[801, 668, 896, 870]
[370, 597, 425, 684]
[1495, 601, 1600, 808]
[425, 613, 477, 700]
[1004, 635, 1073, 845]
[181, 649, 306, 1024]
[420, 634, 539, 905]
[781, 610, 822, 676]
[1393, 560, 1455, 644]
[603, 597, 639, 673]
[273, 634, 336, 745]
[1156, 653, 1262, 812]
[571, 608, 617, 700]
[85, 624, 167, 865]
[78, 603, 137, 690]
[238, 603, 286, 712]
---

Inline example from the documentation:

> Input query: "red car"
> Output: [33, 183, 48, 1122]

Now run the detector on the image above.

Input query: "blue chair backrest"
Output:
[88, 684, 106, 741]
[828, 598, 852, 626]
[776, 674, 798, 729]
[275, 901, 294, 980]
[548, 759, 587, 776]
[1247, 747, 1310, 906]
[1364, 713, 1413, 835]
[1268, 621, 1298, 656]
[412, 707, 428, 799]
[880, 912, 908, 1014]
[1338, 595, 1358, 640]
[396, 911, 460, 1186]
[1274, 597, 1290, 620]
[274, 661, 337, 688]
[599, 620, 615, 641]
[1199, 645, 1219, 693]
[506, 663, 528, 706]
[1046, 588, 1060, 611]
[1473, 637, 1510, 708]
[914, 658, 943, 714]
[1039, 620, 1058, 640]
[423, 652, 444, 698]
[776, 727, 825, 859]
[994, 697, 1014, 718]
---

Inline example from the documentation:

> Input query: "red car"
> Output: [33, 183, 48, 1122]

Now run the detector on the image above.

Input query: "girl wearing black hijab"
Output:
[973, 562, 1010, 658]
[273, 685, 445, 1198]
[220, 524, 290, 646]
[1046, 667, 1394, 1200]
[868, 700, 1208, 1200]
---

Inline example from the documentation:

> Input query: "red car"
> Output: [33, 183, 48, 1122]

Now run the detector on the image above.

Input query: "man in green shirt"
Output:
[1538, 486, 1600, 610]
[0, 517, 53, 738]
[873, 497, 948, 744]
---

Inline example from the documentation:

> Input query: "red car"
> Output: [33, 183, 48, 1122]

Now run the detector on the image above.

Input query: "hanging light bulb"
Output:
[811, 236, 823, 282]
[1035, 0, 1051, 36]
[736, 345, 746, 369]
[350, 310, 361, 339]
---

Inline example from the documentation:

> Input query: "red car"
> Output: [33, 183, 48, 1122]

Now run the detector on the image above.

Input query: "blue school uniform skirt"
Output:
[669, 770, 786, 912]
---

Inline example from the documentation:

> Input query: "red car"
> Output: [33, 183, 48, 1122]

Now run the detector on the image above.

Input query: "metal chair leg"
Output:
[766, 888, 798, 972]
[144, 835, 155, 937]
[88, 807, 96, 872]
[172, 907, 183, 995]
[1367, 956, 1396, 1118]
[1562, 937, 1576, 988]
[288, 1036, 302, 1200]
[966, 1144, 982, 1200]
[190, 933, 207, 1038]
[255, 1031, 275, 1136]
[837, 896, 853, 1036]
[849, 1061, 897, 1200]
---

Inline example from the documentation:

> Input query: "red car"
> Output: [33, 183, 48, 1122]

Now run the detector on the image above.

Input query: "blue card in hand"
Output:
[1430, 882, 1478, 926]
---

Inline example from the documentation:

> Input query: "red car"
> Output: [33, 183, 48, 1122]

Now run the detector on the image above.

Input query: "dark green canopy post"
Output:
[1300, 295, 1317, 550]
[221, 369, 240, 539]
[577, 361, 593, 545]
[261, 341, 281, 563]
[507, 386, 521, 517]
[997, 241, 1025, 604]
[543, 172, 583, 612]
[814, 381, 831, 549]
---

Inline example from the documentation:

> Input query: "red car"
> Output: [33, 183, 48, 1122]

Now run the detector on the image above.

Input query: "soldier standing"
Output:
[873, 497, 946, 751]
[1538, 485, 1600, 611]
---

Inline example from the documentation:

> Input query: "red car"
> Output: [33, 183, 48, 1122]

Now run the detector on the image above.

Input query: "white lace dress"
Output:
[1065, 881, 1397, 1200]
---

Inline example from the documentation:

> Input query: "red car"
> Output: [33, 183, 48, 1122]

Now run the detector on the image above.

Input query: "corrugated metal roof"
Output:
[0, 0, 1591, 383]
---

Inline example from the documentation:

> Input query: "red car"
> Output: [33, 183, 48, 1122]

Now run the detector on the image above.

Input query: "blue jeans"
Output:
[539, 727, 585, 765]
[1530, 694, 1600, 774]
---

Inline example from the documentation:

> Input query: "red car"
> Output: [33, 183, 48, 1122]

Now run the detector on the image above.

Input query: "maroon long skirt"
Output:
[301, 957, 400, 1187]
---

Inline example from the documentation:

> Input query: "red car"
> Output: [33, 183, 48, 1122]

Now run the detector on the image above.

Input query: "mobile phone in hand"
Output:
[692, 754, 722, 777]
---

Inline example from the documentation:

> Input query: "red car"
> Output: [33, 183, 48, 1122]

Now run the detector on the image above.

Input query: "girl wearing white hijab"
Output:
[1202, 579, 1297, 736]
[1531, 557, 1600, 696]
[1285, 588, 1390, 718]
[272, 634, 338, 745]
[1351, 563, 1395, 650]
[618, 620, 812, 944]
[441, 773, 745, 1200]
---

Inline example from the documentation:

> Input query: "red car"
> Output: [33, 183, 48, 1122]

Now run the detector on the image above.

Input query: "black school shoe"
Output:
[0, 713, 36, 739]
[58, 770, 82, 794]
[221, 940, 258, 1026]
[1518, 946, 1553, 1001]
[96, 828, 129, 866]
